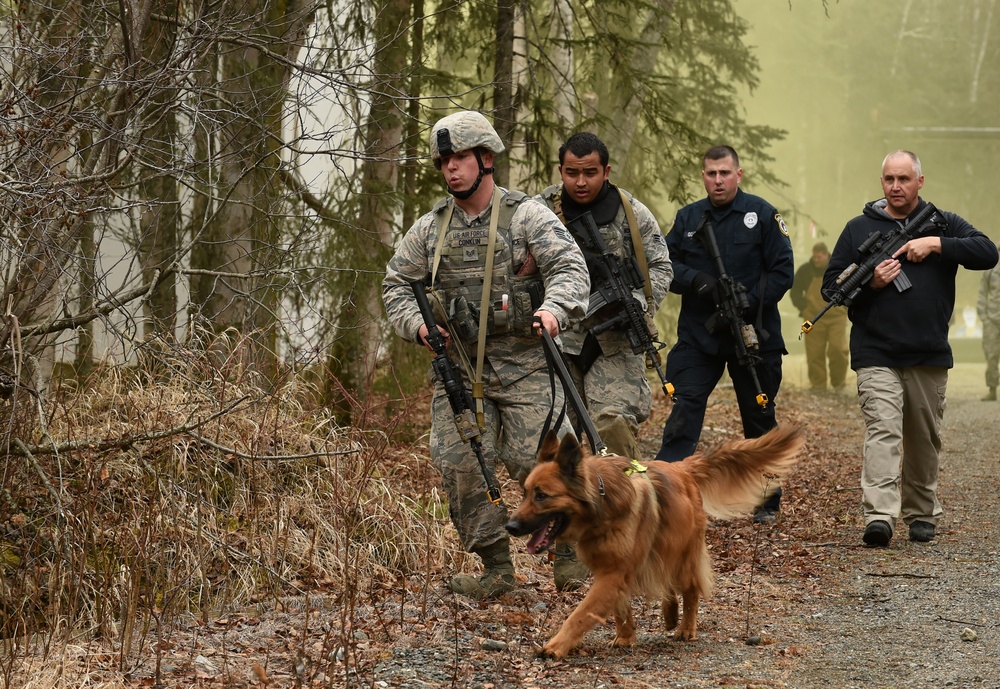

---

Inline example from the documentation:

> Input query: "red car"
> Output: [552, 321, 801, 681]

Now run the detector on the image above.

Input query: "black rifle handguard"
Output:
[567, 212, 675, 399]
[698, 214, 768, 410]
[410, 280, 503, 505]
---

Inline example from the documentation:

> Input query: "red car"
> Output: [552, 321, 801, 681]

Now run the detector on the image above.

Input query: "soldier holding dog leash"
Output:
[382, 111, 589, 599]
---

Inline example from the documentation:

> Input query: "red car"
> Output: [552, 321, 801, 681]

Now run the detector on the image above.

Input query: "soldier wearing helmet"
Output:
[383, 111, 589, 599]
[429, 110, 505, 201]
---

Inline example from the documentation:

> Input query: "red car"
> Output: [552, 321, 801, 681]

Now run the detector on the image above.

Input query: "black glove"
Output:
[691, 272, 718, 301]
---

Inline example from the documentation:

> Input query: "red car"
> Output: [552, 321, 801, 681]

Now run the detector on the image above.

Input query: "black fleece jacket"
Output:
[824, 198, 998, 370]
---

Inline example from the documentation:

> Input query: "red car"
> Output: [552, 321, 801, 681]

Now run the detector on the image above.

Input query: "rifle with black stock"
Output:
[410, 279, 503, 505]
[698, 213, 769, 410]
[566, 211, 676, 399]
[801, 201, 943, 336]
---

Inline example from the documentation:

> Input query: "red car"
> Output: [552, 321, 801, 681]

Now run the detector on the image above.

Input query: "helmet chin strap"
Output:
[448, 149, 494, 200]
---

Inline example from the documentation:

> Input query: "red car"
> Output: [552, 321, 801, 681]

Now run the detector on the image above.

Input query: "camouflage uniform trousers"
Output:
[984, 320, 1000, 389]
[429, 366, 571, 553]
[568, 349, 652, 461]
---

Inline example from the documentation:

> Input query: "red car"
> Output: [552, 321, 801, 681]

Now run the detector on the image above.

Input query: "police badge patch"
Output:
[775, 213, 789, 237]
[744, 212, 758, 229]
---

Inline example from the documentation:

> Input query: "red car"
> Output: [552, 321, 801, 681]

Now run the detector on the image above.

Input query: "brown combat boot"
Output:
[553, 544, 589, 592]
[447, 538, 515, 599]
[983, 387, 997, 401]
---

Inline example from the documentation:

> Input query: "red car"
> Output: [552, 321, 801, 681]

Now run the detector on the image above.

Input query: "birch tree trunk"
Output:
[507, 4, 532, 189]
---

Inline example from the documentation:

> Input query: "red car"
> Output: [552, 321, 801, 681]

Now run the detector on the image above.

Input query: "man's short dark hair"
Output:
[812, 242, 829, 254]
[559, 132, 610, 167]
[704, 145, 739, 168]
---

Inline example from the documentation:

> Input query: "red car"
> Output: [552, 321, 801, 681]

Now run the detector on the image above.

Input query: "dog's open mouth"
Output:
[525, 513, 567, 554]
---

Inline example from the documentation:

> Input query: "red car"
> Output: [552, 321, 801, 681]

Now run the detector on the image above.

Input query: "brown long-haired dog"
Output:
[505, 425, 804, 659]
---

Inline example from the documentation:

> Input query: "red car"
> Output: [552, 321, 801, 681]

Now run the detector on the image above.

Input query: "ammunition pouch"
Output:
[442, 277, 545, 341]
[507, 274, 545, 337]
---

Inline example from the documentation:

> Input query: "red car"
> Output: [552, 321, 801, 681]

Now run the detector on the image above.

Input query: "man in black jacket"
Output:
[825, 150, 999, 547]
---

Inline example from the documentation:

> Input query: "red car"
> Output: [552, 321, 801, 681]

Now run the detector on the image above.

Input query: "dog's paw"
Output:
[610, 633, 636, 648]
[672, 628, 698, 642]
[537, 641, 569, 660]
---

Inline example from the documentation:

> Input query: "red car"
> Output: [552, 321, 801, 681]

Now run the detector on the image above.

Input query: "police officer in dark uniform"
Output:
[655, 145, 794, 523]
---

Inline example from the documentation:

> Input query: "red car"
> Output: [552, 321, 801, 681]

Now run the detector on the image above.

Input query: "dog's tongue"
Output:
[526, 529, 549, 555]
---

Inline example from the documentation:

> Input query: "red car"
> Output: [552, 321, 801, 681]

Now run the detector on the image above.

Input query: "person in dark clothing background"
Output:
[825, 150, 998, 548]
[655, 145, 794, 524]
[791, 242, 849, 392]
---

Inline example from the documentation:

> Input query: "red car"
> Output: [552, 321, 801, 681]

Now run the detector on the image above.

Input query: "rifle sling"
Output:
[619, 188, 654, 303]
[565, 332, 603, 376]
[431, 187, 504, 431]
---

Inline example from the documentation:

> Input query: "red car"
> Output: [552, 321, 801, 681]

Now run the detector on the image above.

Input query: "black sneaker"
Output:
[863, 520, 892, 547]
[908, 520, 936, 542]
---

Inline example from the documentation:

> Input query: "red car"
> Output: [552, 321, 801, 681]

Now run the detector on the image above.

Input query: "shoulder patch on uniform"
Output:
[775, 213, 789, 237]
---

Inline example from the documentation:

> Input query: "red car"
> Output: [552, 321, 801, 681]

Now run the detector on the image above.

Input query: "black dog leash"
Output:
[534, 318, 607, 457]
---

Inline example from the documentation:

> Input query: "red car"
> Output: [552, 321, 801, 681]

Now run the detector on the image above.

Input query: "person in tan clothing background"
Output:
[791, 242, 848, 392]
[976, 267, 1000, 401]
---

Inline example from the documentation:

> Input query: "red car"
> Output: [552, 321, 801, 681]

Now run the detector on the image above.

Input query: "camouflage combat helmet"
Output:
[429, 111, 504, 200]
[430, 111, 505, 166]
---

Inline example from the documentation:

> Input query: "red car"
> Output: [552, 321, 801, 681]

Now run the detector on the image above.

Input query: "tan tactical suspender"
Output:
[430, 186, 504, 430]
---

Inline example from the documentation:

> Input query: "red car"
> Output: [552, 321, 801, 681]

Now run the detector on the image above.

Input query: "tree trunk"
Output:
[324, 0, 409, 421]
[493, 0, 517, 187]
[594, 0, 675, 182]
[188, 0, 314, 381]
[138, 0, 179, 343]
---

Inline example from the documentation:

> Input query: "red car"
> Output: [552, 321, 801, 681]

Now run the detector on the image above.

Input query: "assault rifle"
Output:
[410, 280, 502, 505]
[801, 202, 943, 336]
[698, 214, 769, 410]
[566, 211, 675, 399]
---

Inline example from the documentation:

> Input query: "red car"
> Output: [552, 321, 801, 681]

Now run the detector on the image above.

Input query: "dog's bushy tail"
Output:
[685, 425, 805, 519]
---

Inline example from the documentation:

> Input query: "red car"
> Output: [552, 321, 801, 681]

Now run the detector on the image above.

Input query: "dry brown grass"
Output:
[0, 342, 450, 688]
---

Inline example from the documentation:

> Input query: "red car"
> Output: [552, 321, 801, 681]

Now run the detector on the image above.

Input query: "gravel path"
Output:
[12, 369, 998, 688]
[362, 376, 1000, 689]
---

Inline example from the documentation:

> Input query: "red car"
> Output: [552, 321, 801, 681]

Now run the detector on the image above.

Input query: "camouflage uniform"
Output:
[383, 189, 589, 553]
[536, 183, 672, 459]
[977, 268, 1000, 391]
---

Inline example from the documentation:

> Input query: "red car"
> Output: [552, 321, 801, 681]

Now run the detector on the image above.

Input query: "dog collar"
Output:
[624, 459, 648, 476]
[596, 460, 648, 497]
